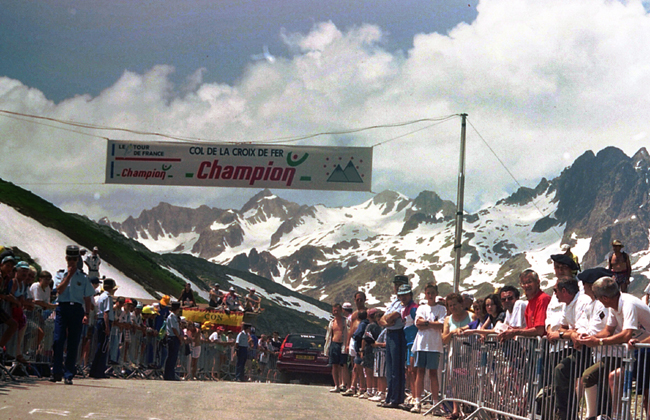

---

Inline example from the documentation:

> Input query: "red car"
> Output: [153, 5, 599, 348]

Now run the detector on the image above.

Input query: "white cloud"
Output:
[2, 0, 650, 220]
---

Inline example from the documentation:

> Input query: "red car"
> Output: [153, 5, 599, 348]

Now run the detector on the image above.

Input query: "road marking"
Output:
[29, 408, 70, 416]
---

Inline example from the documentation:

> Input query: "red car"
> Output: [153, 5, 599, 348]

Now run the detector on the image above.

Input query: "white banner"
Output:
[105, 140, 372, 192]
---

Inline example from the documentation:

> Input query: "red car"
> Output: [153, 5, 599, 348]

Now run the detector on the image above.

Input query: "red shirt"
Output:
[524, 290, 551, 331]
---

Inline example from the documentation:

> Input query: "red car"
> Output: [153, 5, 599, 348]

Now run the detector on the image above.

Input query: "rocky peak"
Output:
[409, 190, 456, 218]
[497, 178, 551, 206]
[369, 190, 412, 215]
[632, 147, 650, 172]
[239, 188, 301, 222]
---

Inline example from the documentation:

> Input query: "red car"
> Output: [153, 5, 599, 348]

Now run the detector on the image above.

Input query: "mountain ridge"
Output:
[100, 147, 650, 304]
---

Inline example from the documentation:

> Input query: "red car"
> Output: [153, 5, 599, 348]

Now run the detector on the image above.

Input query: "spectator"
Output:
[164, 301, 182, 381]
[235, 323, 252, 382]
[342, 291, 367, 397]
[80, 277, 101, 370]
[78, 248, 87, 273]
[257, 334, 269, 381]
[51, 245, 95, 385]
[607, 239, 632, 293]
[225, 287, 243, 312]
[500, 285, 527, 330]
[551, 253, 580, 278]
[89, 278, 117, 379]
[465, 294, 505, 336]
[185, 322, 202, 380]
[362, 308, 382, 399]
[119, 298, 134, 366]
[10, 261, 31, 364]
[572, 268, 610, 420]
[549, 275, 599, 420]
[109, 296, 125, 365]
[577, 276, 650, 419]
[442, 292, 471, 420]
[0, 255, 18, 354]
[561, 244, 581, 275]
[209, 284, 223, 308]
[368, 323, 388, 402]
[179, 283, 196, 307]
[84, 246, 101, 279]
[244, 288, 261, 312]
[411, 282, 446, 414]
[442, 293, 471, 345]
[462, 292, 474, 311]
[498, 270, 550, 341]
[466, 298, 487, 330]
[267, 331, 282, 383]
[348, 309, 369, 398]
[399, 285, 418, 407]
[378, 275, 409, 409]
[324, 303, 348, 392]
[31, 270, 56, 316]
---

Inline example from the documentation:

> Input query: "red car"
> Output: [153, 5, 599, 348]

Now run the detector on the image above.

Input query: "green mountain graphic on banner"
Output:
[327, 161, 363, 183]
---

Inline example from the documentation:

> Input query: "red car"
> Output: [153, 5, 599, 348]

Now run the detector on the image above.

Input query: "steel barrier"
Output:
[427, 334, 650, 420]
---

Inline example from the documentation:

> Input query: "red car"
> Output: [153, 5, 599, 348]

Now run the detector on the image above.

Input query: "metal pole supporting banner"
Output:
[453, 113, 467, 293]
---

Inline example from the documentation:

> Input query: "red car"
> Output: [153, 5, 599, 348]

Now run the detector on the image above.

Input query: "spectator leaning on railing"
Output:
[497, 270, 550, 341]
[577, 276, 650, 420]
[549, 268, 610, 420]
[500, 285, 527, 329]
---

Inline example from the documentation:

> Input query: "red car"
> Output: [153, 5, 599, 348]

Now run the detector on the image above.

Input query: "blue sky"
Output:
[1, 1, 476, 102]
[1, 1, 650, 221]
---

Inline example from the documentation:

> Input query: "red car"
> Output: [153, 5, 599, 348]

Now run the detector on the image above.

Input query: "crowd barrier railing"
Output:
[430, 334, 650, 420]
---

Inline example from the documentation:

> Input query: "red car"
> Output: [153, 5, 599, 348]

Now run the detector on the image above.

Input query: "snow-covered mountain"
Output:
[101, 146, 650, 305]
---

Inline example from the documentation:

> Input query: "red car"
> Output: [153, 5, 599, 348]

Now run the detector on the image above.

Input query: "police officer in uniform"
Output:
[51, 245, 95, 384]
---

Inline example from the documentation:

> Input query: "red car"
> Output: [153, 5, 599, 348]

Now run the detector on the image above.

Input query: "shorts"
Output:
[406, 344, 415, 366]
[414, 351, 441, 370]
[328, 341, 348, 366]
[191, 345, 201, 359]
[362, 348, 374, 369]
[374, 348, 386, 377]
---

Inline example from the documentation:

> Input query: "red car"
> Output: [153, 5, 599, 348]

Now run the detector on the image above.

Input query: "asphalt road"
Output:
[1, 378, 445, 420]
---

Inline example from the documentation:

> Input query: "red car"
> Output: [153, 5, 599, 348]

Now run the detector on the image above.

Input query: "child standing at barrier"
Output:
[411, 283, 447, 414]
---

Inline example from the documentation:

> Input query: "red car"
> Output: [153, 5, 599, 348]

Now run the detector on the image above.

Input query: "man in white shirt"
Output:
[500, 285, 527, 329]
[577, 276, 650, 419]
[549, 275, 597, 420]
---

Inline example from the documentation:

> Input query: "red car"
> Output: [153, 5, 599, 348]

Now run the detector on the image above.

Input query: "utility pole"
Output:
[453, 114, 467, 293]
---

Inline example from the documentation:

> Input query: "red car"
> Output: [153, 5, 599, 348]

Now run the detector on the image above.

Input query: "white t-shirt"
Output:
[30, 282, 50, 303]
[560, 291, 592, 329]
[504, 300, 527, 328]
[575, 298, 608, 336]
[411, 303, 447, 353]
[546, 294, 566, 331]
[606, 293, 650, 341]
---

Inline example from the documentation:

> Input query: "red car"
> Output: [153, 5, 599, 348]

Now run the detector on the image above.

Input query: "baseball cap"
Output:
[397, 284, 412, 295]
[342, 302, 353, 311]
